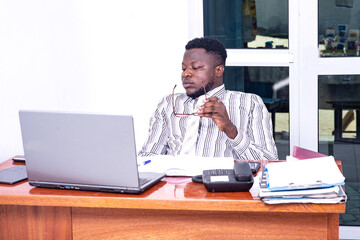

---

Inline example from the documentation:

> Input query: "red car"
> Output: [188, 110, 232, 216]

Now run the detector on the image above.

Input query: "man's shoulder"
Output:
[224, 89, 261, 99]
[158, 92, 189, 104]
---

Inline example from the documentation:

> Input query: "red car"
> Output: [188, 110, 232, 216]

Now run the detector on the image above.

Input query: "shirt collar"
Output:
[206, 84, 225, 98]
[184, 84, 226, 104]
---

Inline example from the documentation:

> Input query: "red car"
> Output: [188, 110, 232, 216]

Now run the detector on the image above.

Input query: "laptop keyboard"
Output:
[139, 178, 152, 186]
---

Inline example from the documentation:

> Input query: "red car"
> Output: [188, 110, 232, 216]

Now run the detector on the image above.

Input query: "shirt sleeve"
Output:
[138, 96, 170, 157]
[229, 94, 279, 160]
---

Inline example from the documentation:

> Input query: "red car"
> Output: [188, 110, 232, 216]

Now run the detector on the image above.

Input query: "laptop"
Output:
[18, 110, 165, 194]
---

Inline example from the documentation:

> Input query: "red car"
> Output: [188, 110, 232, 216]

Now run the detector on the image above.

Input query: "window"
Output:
[319, 0, 360, 57]
[203, 0, 290, 159]
[203, 0, 289, 49]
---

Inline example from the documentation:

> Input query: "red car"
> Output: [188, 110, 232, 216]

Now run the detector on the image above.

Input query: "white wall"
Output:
[0, 0, 190, 163]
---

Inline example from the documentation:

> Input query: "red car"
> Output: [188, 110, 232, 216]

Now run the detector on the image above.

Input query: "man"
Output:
[139, 37, 278, 160]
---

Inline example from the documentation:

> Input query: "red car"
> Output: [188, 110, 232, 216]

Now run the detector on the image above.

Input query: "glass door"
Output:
[318, 74, 360, 226]
[318, 0, 360, 227]
[200, 0, 292, 160]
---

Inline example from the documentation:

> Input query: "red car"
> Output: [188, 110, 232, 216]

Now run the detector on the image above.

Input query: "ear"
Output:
[215, 65, 225, 77]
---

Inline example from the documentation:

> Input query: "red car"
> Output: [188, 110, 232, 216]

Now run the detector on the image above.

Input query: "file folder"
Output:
[265, 156, 345, 191]
[258, 168, 347, 204]
[292, 146, 327, 160]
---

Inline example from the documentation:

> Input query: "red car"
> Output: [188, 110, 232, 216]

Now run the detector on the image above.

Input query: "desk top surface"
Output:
[0, 158, 346, 214]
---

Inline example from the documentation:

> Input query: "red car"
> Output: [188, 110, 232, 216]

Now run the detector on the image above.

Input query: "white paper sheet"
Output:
[137, 155, 235, 176]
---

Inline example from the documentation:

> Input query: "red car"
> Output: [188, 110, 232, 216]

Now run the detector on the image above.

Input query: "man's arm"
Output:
[198, 94, 278, 160]
[138, 97, 170, 157]
[231, 94, 278, 160]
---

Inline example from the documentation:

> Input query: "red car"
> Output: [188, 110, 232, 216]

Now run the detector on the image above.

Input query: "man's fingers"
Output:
[198, 103, 226, 118]
[203, 96, 219, 103]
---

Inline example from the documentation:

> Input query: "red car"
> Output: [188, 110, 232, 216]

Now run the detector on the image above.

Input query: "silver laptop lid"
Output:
[19, 110, 140, 188]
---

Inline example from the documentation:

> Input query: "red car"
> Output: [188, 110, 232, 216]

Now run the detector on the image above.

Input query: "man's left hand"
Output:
[197, 97, 238, 139]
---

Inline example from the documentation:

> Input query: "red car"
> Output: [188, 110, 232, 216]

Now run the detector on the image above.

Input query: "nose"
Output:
[182, 68, 192, 78]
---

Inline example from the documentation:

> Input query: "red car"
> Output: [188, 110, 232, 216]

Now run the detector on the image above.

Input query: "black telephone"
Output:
[194, 161, 256, 192]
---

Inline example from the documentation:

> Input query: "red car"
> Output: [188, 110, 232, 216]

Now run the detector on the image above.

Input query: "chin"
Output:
[186, 94, 197, 99]
[186, 89, 205, 99]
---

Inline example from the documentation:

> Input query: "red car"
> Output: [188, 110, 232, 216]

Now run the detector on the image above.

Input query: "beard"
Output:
[187, 78, 215, 99]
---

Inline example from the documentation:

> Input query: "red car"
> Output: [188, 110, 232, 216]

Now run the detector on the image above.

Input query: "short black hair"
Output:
[185, 37, 227, 66]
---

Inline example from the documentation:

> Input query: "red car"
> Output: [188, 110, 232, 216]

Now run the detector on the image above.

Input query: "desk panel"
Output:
[72, 208, 330, 240]
[0, 205, 71, 239]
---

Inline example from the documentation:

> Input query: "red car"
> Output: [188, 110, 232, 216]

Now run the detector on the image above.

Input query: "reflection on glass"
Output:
[319, 0, 360, 57]
[203, 0, 289, 49]
[318, 75, 360, 226]
[224, 66, 289, 159]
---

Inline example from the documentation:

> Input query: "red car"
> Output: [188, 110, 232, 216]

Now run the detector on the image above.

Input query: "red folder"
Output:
[292, 146, 327, 160]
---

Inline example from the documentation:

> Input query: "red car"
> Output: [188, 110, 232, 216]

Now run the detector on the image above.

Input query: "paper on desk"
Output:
[259, 185, 341, 198]
[285, 155, 300, 161]
[137, 155, 235, 176]
[261, 186, 347, 204]
[265, 156, 345, 191]
[262, 196, 346, 204]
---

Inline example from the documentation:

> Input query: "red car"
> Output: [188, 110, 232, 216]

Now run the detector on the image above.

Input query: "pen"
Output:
[143, 160, 151, 165]
[138, 160, 151, 166]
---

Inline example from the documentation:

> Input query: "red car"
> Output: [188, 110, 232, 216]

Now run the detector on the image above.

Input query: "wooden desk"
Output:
[0, 158, 345, 240]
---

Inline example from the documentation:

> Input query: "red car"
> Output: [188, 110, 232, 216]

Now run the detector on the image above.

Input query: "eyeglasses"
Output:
[172, 84, 207, 117]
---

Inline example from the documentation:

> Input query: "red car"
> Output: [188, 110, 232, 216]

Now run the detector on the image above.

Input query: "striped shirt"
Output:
[138, 84, 278, 160]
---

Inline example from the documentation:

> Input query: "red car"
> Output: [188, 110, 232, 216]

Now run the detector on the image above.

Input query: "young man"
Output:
[139, 37, 278, 160]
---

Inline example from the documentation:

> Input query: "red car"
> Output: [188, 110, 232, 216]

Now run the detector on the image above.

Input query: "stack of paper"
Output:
[259, 156, 347, 204]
